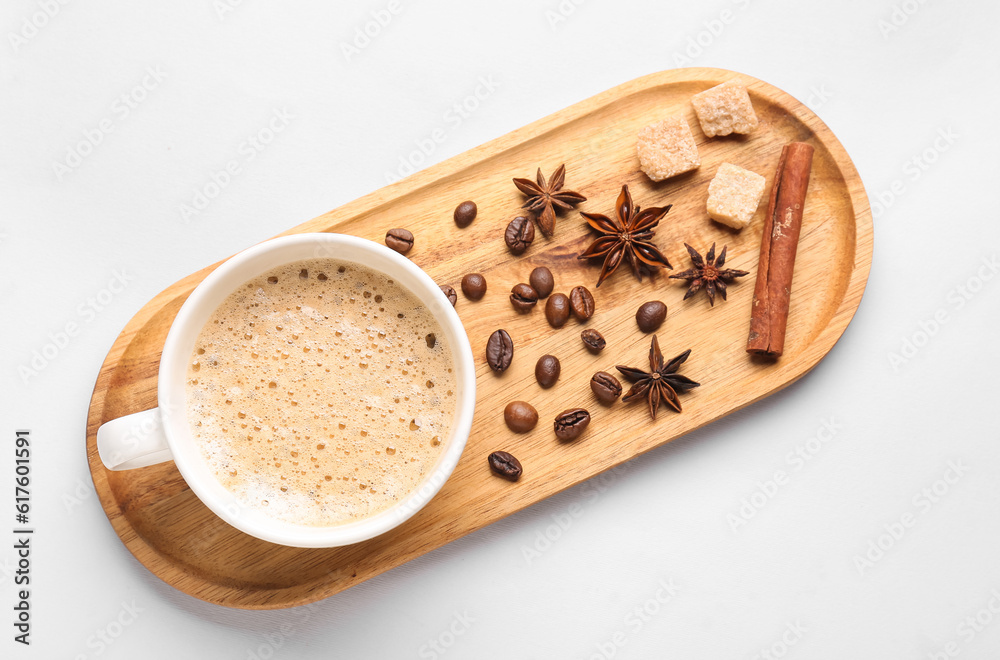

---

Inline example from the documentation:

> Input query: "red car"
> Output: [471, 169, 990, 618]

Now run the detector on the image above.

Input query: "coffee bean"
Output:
[454, 201, 477, 228]
[580, 328, 606, 353]
[636, 301, 667, 332]
[590, 371, 622, 404]
[440, 284, 457, 306]
[510, 283, 538, 313]
[569, 286, 595, 320]
[545, 293, 571, 328]
[485, 329, 513, 372]
[488, 450, 522, 481]
[504, 401, 538, 433]
[385, 228, 414, 254]
[462, 273, 487, 300]
[535, 354, 560, 388]
[554, 408, 590, 441]
[504, 216, 535, 255]
[425, 333, 436, 348]
[529, 267, 554, 298]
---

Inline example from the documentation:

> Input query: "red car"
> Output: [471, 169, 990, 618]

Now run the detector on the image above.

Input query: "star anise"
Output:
[669, 242, 749, 306]
[512, 164, 587, 237]
[577, 185, 672, 288]
[616, 336, 699, 419]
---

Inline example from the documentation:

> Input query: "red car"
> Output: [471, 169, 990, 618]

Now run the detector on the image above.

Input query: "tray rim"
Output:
[85, 66, 873, 609]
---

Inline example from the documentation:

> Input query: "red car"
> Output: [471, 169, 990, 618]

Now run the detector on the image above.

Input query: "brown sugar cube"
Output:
[707, 163, 766, 230]
[691, 81, 759, 137]
[636, 115, 701, 181]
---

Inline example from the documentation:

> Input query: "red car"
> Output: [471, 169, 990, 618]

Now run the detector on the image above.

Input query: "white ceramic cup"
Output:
[96, 233, 476, 548]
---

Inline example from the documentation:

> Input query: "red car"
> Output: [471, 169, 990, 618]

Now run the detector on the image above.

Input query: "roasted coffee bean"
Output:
[385, 228, 414, 253]
[440, 284, 458, 306]
[454, 201, 477, 228]
[529, 267, 554, 298]
[636, 301, 667, 332]
[590, 371, 622, 404]
[504, 216, 535, 255]
[545, 293, 571, 328]
[488, 450, 522, 481]
[510, 283, 539, 313]
[569, 286, 595, 320]
[554, 408, 590, 441]
[535, 354, 561, 388]
[425, 333, 436, 348]
[504, 401, 538, 433]
[580, 328, 606, 353]
[462, 273, 487, 300]
[485, 329, 514, 372]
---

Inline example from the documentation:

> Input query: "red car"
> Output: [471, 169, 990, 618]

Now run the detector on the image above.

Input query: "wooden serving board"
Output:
[86, 68, 872, 609]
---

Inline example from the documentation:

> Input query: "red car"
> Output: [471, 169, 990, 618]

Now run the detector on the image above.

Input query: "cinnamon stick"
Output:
[747, 142, 814, 358]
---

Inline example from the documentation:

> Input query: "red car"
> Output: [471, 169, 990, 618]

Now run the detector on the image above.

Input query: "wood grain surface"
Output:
[85, 68, 873, 609]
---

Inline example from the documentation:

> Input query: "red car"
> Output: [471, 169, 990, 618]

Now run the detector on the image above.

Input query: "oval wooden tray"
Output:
[86, 68, 872, 609]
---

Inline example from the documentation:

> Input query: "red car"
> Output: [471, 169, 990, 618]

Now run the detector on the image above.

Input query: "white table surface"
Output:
[3, 0, 999, 658]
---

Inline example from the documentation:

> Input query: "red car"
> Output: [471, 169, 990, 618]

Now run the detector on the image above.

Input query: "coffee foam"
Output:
[185, 258, 456, 527]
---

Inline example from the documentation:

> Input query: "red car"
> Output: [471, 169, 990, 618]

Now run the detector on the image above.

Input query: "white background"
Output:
[2, 0, 999, 658]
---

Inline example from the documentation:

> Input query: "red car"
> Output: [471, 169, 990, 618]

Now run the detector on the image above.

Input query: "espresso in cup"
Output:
[184, 258, 457, 527]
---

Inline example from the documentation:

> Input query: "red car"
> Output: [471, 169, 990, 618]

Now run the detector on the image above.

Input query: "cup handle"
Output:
[97, 408, 174, 471]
